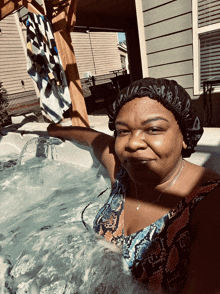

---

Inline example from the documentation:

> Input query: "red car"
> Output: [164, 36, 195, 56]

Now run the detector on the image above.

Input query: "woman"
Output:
[48, 77, 220, 294]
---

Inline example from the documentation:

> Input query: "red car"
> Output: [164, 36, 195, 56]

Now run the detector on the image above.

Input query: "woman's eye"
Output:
[147, 127, 163, 134]
[116, 129, 129, 136]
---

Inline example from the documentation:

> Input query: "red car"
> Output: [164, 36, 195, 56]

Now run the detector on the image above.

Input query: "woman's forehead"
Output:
[116, 97, 176, 123]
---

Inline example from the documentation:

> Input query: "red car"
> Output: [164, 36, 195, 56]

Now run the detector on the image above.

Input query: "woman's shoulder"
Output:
[178, 161, 220, 215]
[200, 165, 220, 182]
[185, 160, 220, 185]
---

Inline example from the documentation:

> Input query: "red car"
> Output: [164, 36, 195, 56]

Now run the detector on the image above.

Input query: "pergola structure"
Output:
[0, 0, 143, 127]
[0, 0, 90, 127]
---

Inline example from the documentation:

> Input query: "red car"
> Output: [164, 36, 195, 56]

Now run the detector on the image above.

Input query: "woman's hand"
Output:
[47, 123, 61, 136]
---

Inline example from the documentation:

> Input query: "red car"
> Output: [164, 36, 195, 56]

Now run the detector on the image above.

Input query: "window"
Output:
[120, 55, 126, 69]
[193, 0, 220, 94]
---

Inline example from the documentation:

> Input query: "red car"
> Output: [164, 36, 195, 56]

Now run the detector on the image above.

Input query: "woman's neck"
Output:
[128, 158, 185, 203]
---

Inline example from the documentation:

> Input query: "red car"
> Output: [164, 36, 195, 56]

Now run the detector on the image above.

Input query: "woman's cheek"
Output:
[151, 138, 166, 154]
[153, 139, 164, 148]
[114, 138, 123, 157]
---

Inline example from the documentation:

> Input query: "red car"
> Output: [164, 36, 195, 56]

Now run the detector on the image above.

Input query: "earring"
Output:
[182, 141, 187, 149]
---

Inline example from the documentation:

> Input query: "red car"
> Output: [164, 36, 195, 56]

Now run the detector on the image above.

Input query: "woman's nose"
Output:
[126, 134, 147, 151]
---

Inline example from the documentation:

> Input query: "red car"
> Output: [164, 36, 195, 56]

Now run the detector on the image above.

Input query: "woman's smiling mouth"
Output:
[125, 158, 156, 165]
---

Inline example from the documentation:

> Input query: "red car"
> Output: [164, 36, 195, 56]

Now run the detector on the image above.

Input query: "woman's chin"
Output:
[124, 166, 161, 186]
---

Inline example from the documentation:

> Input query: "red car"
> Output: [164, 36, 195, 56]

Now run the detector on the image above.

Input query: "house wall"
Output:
[71, 31, 122, 78]
[0, 14, 35, 95]
[0, 14, 41, 117]
[142, 0, 198, 100]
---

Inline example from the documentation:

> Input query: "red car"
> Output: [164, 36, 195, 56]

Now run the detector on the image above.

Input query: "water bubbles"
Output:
[17, 137, 63, 167]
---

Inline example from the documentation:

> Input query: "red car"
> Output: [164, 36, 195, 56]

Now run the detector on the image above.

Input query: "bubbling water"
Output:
[0, 138, 149, 294]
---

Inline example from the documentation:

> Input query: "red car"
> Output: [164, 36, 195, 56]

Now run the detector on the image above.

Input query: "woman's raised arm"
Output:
[47, 123, 120, 184]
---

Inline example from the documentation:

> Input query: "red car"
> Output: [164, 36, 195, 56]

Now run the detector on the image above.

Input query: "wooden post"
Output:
[45, 0, 90, 127]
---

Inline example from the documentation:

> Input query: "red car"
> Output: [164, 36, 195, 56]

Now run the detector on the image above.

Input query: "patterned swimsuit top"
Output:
[93, 167, 220, 293]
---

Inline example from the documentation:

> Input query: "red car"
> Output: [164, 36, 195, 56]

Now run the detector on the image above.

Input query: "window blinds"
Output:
[198, 0, 220, 86]
[198, 0, 220, 28]
[200, 30, 220, 85]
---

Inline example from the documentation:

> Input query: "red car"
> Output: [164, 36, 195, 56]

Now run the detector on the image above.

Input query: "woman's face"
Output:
[114, 97, 187, 186]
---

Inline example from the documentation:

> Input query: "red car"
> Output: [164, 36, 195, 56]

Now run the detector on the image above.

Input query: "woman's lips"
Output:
[126, 158, 155, 164]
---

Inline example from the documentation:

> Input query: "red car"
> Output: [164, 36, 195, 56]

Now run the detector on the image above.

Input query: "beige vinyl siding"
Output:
[142, 0, 173, 11]
[147, 45, 193, 67]
[144, 14, 192, 40]
[164, 74, 194, 89]
[149, 60, 193, 78]
[142, 0, 198, 99]
[146, 30, 193, 54]
[71, 31, 122, 78]
[198, 0, 220, 28]
[144, 0, 192, 26]
[0, 14, 35, 95]
[71, 32, 96, 77]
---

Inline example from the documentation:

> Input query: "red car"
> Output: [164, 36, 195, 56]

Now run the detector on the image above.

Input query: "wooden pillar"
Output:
[45, 0, 89, 127]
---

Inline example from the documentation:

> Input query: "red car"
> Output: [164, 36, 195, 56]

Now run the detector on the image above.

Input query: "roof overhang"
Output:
[1, 0, 137, 32]
[75, 0, 137, 31]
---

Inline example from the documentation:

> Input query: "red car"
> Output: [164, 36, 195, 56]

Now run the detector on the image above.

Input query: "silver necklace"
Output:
[135, 160, 185, 210]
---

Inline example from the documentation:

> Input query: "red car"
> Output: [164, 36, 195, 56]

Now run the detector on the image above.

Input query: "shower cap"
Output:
[108, 77, 203, 158]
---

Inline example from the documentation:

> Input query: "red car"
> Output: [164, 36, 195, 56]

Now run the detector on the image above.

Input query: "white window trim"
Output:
[135, 0, 149, 78]
[192, 0, 220, 95]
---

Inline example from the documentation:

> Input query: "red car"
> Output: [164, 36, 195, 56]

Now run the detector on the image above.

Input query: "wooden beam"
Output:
[66, 0, 77, 31]
[0, 0, 20, 20]
[25, 0, 45, 15]
[0, 0, 45, 21]
[46, 0, 89, 127]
